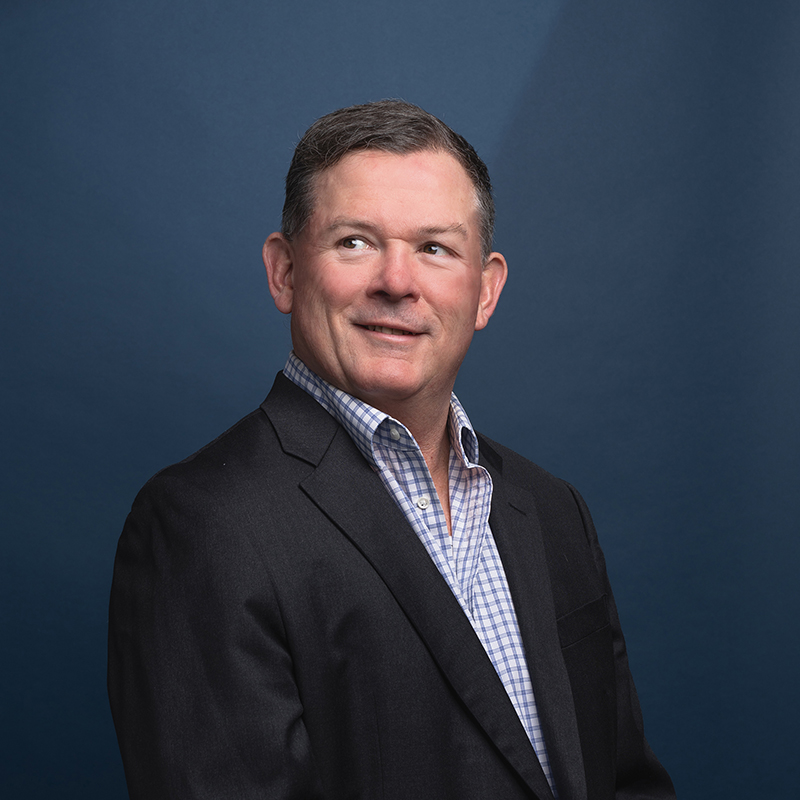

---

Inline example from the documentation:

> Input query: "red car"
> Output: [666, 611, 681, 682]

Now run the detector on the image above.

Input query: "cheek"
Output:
[291, 277, 352, 341]
[300, 265, 357, 310]
[439, 282, 482, 330]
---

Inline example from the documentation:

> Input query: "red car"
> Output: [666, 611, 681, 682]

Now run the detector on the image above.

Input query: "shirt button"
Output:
[390, 426, 401, 441]
[416, 495, 431, 510]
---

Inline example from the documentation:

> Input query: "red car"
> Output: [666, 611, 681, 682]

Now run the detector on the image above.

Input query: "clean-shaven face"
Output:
[269, 149, 506, 416]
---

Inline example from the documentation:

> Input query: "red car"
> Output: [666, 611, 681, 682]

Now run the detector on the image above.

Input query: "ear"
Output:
[263, 232, 296, 315]
[474, 252, 508, 331]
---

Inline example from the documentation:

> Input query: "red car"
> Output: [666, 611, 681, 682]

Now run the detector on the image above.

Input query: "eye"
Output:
[341, 237, 368, 250]
[421, 243, 448, 256]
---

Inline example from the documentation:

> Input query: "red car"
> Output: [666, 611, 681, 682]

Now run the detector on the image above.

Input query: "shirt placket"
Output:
[372, 425, 465, 607]
[450, 461, 491, 614]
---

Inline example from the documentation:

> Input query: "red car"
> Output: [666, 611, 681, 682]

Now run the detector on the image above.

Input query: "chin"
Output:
[348, 368, 425, 405]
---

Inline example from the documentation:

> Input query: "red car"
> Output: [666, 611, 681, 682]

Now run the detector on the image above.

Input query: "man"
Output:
[109, 100, 675, 799]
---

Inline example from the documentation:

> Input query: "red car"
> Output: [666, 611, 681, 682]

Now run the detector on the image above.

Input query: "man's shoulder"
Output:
[157, 406, 273, 478]
[476, 431, 588, 523]
[477, 431, 568, 492]
[136, 373, 335, 504]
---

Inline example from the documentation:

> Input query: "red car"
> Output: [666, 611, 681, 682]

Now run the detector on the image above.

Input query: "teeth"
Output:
[365, 325, 415, 336]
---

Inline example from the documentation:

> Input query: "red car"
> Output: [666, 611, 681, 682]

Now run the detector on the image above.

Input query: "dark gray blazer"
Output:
[108, 373, 675, 799]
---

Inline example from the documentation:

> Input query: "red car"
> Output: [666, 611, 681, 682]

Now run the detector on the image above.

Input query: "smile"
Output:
[363, 325, 418, 336]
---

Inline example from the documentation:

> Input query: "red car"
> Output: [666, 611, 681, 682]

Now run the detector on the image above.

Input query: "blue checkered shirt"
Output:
[284, 353, 558, 795]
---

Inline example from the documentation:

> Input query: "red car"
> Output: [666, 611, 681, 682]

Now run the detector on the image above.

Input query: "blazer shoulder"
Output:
[477, 431, 573, 497]
[142, 406, 273, 489]
[477, 431, 594, 538]
[133, 373, 337, 514]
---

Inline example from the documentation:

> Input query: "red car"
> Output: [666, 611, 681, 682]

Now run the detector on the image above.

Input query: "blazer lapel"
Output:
[262, 374, 554, 799]
[481, 444, 588, 800]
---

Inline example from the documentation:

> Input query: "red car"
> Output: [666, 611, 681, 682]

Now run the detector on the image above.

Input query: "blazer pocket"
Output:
[556, 595, 610, 649]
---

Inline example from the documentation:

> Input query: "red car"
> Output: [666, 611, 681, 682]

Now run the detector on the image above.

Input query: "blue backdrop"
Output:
[2, 1, 798, 797]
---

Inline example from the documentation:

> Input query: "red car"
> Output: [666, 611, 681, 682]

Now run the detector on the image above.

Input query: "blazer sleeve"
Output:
[568, 484, 676, 800]
[107, 472, 324, 800]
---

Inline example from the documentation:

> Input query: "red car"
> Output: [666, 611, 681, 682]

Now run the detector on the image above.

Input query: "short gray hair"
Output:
[281, 100, 495, 261]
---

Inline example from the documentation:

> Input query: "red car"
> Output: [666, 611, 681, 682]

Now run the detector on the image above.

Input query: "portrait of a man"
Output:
[108, 101, 675, 800]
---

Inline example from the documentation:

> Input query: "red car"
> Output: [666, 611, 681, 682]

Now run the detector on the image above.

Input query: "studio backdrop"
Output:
[2, 1, 798, 797]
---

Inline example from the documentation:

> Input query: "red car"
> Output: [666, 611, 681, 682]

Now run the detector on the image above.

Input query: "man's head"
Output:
[281, 100, 496, 262]
[264, 102, 507, 423]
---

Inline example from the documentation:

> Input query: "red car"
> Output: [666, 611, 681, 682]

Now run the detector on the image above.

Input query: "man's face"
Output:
[264, 149, 507, 417]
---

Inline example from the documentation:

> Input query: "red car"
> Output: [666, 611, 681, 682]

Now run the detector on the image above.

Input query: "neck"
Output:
[378, 393, 454, 535]
[373, 392, 451, 463]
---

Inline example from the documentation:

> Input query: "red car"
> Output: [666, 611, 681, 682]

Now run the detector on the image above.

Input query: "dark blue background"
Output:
[3, 1, 798, 797]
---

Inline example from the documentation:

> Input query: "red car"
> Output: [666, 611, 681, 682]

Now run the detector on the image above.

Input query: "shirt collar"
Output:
[282, 352, 481, 468]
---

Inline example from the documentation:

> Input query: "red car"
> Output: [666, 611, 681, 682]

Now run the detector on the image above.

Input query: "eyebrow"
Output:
[415, 223, 469, 240]
[324, 218, 469, 241]
[324, 218, 378, 235]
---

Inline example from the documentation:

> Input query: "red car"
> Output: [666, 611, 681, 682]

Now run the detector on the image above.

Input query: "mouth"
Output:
[361, 325, 419, 336]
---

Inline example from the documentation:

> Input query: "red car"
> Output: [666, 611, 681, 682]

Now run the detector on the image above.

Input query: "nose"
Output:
[369, 243, 419, 302]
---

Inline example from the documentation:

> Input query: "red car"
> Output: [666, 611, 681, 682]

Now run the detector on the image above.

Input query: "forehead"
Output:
[309, 149, 479, 232]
